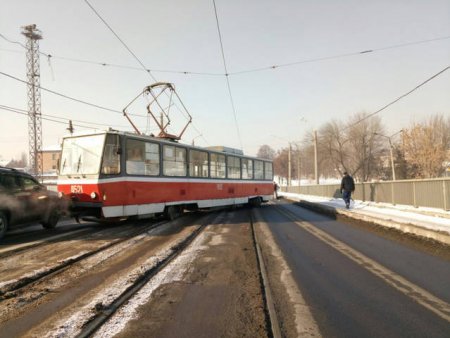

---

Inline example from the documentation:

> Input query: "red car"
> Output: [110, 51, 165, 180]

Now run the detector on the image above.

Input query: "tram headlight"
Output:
[90, 192, 98, 200]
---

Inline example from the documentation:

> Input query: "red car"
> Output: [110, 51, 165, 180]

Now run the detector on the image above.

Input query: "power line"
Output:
[228, 36, 450, 76]
[3, 30, 450, 77]
[0, 104, 138, 129]
[0, 71, 149, 120]
[212, 0, 243, 150]
[343, 65, 450, 131]
[84, 0, 157, 81]
[84, 0, 209, 146]
[1, 33, 224, 76]
[1, 104, 101, 130]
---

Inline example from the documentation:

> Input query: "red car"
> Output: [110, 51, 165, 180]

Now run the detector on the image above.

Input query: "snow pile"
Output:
[280, 192, 450, 236]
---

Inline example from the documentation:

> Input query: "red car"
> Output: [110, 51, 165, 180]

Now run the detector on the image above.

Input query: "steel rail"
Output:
[76, 221, 207, 338]
[0, 220, 167, 299]
[250, 208, 282, 338]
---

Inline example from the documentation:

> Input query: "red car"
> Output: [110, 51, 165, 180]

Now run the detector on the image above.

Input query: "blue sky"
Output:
[1, 0, 449, 160]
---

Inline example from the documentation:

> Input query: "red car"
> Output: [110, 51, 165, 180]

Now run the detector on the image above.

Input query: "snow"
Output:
[43, 225, 208, 338]
[93, 228, 211, 338]
[279, 192, 450, 240]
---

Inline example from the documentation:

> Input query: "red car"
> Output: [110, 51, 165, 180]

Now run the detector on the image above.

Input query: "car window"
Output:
[0, 174, 20, 191]
[19, 176, 40, 191]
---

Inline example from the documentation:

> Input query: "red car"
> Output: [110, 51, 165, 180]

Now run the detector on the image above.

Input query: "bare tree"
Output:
[317, 112, 385, 181]
[257, 144, 276, 160]
[401, 114, 450, 178]
[318, 120, 349, 176]
[273, 147, 289, 180]
[6, 152, 28, 169]
[347, 113, 385, 181]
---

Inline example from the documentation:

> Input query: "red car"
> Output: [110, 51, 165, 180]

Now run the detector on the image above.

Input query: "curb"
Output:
[293, 199, 450, 246]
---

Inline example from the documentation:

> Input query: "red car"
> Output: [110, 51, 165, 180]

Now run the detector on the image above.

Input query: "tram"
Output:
[57, 130, 274, 221]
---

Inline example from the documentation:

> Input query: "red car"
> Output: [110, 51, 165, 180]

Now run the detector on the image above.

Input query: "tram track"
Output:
[0, 224, 103, 258]
[77, 218, 207, 338]
[0, 212, 214, 337]
[0, 219, 167, 299]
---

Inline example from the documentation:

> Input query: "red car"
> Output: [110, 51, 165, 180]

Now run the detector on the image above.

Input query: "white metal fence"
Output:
[281, 178, 450, 211]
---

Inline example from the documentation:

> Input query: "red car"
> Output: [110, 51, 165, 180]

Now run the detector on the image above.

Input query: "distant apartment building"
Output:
[39, 145, 61, 174]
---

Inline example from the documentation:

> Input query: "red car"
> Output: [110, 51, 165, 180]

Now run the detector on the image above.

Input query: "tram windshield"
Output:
[60, 134, 106, 175]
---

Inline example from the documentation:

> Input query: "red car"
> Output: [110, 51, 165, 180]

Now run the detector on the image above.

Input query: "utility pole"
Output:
[388, 138, 396, 181]
[314, 130, 319, 184]
[21, 24, 43, 178]
[374, 131, 402, 181]
[288, 143, 292, 186]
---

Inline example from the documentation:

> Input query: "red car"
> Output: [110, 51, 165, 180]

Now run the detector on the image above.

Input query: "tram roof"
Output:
[61, 129, 272, 162]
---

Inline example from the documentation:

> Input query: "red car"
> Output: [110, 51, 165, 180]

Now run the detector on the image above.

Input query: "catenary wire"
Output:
[3, 32, 449, 77]
[1, 105, 103, 130]
[83, 0, 209, 145]
[212, 0, 243, 151]
[0, 104, 142, 130]
[228, 35, 450, 76]
[0, 70, 150, 119]
[1, 32, 223, 76]
[343, 65, 450, 131]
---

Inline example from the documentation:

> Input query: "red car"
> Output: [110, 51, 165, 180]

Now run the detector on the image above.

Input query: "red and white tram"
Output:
[57, 130, 274, 221]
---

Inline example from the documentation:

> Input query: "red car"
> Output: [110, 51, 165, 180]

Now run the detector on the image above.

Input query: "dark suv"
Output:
[0, 167, 62, 240]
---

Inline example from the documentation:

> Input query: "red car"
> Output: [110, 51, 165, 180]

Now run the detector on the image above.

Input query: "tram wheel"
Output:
[166, 205, 181, 220]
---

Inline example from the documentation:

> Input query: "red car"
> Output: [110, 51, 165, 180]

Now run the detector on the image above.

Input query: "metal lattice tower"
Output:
[21, 24, 43, 177]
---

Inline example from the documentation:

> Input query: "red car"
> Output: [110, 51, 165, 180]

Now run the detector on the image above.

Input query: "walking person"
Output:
[340, 171, 355, 209]
[273, 181, 279, 199]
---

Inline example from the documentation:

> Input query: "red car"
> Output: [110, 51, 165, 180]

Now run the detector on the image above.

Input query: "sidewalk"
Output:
[279, 192, 450, 245]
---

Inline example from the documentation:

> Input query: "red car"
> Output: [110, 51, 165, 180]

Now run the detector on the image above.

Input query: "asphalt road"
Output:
[260, 201, 450, 337]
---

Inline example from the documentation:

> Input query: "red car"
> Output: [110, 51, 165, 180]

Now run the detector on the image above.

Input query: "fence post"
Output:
[444, 180, 448, 211]
[391, 181, 395, 205]
[413, 181, 417, 208]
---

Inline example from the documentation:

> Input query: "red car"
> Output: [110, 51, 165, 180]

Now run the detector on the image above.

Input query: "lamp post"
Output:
[191, 134, 202, 146]
[271, 135, 295, 187]
[374, 130, 403, 181]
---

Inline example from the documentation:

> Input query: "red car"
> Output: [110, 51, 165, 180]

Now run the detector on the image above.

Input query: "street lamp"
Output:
[374, 130, 403, 181]
[191, 134, 202, 146]
[271, 135, 292, 186]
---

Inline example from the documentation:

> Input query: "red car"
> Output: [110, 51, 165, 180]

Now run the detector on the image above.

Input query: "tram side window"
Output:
[210, 153, 226, 178]
[189, 150, 209, 178]
[227, 156, 241, 179]
[126, 139, 146, 175]
[163, 145, 187, 176]
[254, 160, 264, 180]
[144, 142, 160, 175]
[101, 134, 121, 175]
[242, 158, 253, 179]
[264, 162, 273, 180]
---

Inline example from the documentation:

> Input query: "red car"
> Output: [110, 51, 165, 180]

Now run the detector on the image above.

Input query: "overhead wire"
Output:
[0, 104, 149, 131]
[228, 35, 450, 76]
[3, 32, 449, 77]
[1, 104, 102, 130]
[343, 65, 450, 131]
[212, 0, 243, 151]
[83, 0, 208, 145]
[2, 23, 450, 147]
[0, 70, 150, 119]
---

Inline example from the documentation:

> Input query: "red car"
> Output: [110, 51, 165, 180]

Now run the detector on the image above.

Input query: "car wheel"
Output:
[41, 208, 60, 229]
[0, 212, 8, 240]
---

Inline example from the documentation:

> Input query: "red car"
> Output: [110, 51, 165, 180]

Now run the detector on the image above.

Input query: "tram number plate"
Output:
[217, 184, 223, 190]
[71, 185, 84, 194]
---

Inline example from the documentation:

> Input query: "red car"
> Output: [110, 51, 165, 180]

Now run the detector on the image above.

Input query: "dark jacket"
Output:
[341, 174, 355, 192]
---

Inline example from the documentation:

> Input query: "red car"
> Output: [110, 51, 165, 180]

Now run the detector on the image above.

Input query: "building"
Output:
[39, 145, 61, 175]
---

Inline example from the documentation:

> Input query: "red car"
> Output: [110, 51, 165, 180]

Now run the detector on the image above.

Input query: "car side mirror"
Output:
[34, 185, 46, 191]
